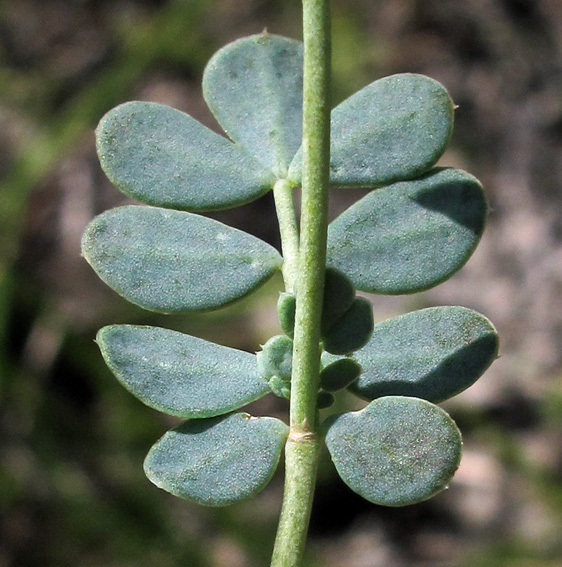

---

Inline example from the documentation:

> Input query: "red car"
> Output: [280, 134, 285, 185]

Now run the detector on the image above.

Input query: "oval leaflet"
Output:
[97, 325, 270, 418]
[144, 413, 289, 506]
[81, 205, 283, 312]
[324, 396, 462, 507]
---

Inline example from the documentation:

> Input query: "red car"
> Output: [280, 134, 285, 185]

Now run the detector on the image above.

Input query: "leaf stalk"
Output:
[273, 178, 300, 293]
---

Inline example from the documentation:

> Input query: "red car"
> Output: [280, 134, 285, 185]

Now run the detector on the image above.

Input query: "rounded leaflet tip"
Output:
[327, 168, 487, 295]
[96, 324, 270, 418]
[203, 33, 303, 178]
[289, 73, 454, 187]
[349, 306, 499, 403]
[96, 101, 275, 211]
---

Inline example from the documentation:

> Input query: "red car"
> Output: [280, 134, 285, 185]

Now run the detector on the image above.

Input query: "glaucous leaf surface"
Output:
[97, 325, 270, 418]
[289, 74, 453, 187]
[144, 413, 289, 506]
[203, 33, 303, 178]
[349, 307, 498, 402]
[324, 396, 462, 507]
[327, 168, 487, 294]
[96, 102, 275, 211]
[81, 205, 282, 312]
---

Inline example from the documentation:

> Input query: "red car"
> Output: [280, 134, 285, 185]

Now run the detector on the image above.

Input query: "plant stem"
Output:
[271, 0, 331, 564]
[273, 179, 300, 293]
[290, 0, 331, 432]
[270, 436, 321, 567]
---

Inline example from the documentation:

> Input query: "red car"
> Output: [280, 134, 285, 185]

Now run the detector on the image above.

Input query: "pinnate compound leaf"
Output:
[96, 102, 275, 211]
[203, 33, 303, 178]
[97, 325, 270, 418]
[289, 74, 453, 186]
[324, 397, 462, 507]
[349, 307, 498, 403]
[327, 168, 487, 294]
[144, 413, 289, 506]
[81, 205, 282, 312]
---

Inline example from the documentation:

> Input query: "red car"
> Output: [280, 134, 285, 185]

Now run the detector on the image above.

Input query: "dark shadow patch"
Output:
[351, 332, 499, 403]
[409, 169, 487, 235]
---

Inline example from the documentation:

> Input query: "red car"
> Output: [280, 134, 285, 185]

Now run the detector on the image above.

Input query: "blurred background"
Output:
[1, 0, 562, 565]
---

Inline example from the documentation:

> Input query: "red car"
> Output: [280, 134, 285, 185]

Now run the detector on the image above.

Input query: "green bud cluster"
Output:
[257, 335, 293, 399]
[268, 376, 292, 399]
[320, 267, 355, 333]
[269, 268, 372, 407]
[315, 354, 363, 410]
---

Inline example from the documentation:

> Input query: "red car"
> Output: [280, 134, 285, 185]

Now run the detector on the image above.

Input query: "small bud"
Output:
[257, 335, 293, 380]
[277, 292, 296, 337]
[269, 376, 291, 399]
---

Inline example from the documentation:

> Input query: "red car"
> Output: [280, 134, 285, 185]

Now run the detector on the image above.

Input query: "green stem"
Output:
[273, 179, 300, 293]
[271, 0, 331, 564]
[291, 0, 331, 432]
[270, 436, 321, 567]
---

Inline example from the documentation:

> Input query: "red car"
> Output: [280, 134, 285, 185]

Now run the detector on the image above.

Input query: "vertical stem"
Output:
[271, 0, 331, 565]
[290, 0, 331, 432]
[270, 435, 321, 567]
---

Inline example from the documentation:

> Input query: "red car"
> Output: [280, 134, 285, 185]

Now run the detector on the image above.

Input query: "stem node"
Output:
[288, 429, 317, 442]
